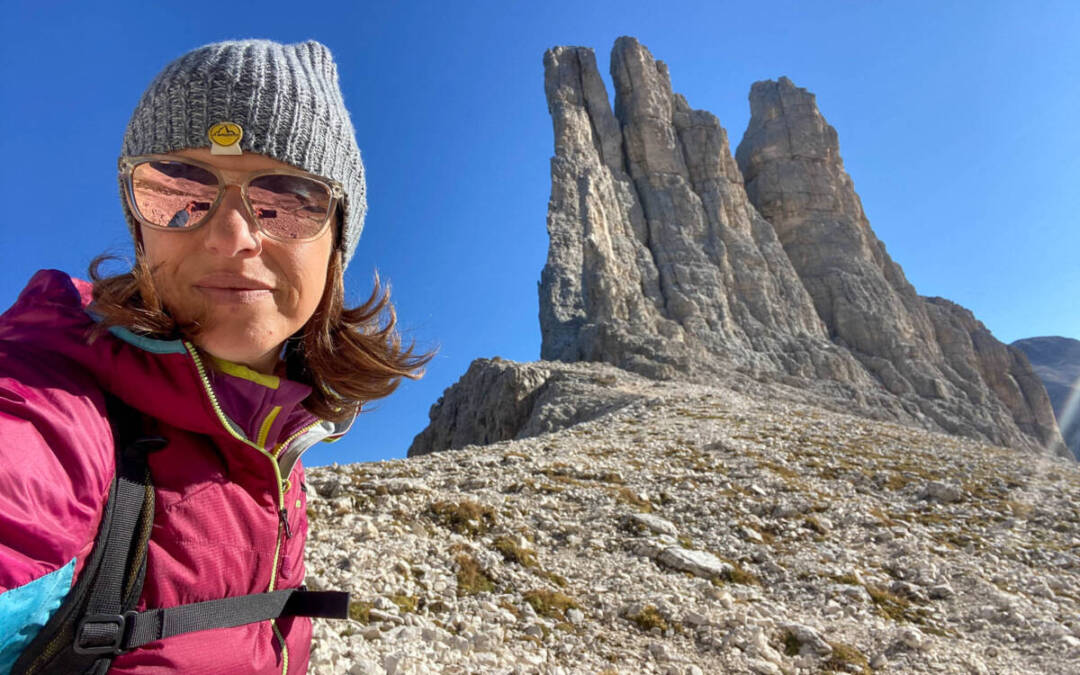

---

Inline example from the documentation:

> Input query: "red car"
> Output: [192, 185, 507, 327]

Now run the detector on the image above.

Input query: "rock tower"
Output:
[410, 37, 1065, 458]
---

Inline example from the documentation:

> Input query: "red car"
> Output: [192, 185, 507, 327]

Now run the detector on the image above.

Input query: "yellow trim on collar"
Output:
[257, 406, 283, 449]
[209, 356, 281, 390]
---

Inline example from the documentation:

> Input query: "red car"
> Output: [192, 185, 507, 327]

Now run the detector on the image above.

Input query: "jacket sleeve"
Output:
[0, 338, 114, 672]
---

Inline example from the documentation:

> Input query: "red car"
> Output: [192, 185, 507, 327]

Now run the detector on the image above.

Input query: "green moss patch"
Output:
[428, 500, 496, 536]
[626, 605, 668, 632]
[348, 600, 374, 623]
[494, 535, 539, 568]
[523, 589, 580, 620]
[781, 629, 801, 656]
[823, 641, 870, 674]
[455, 554, 495, 596]
[615, 487, 652, 512]
[390, 594, 418, 613]
[867, 584, 913, 621]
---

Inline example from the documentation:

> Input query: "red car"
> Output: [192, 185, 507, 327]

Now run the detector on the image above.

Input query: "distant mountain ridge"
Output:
[1012, 336, 1080, 460]
[410, 37, 1066, 459]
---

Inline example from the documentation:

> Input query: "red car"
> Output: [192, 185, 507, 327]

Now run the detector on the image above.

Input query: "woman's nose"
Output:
[203, 185, 261, 257]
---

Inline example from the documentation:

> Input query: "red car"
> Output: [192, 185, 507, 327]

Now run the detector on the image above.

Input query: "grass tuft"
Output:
[348, 600, 374, 624]
[615, 487, 652, 512]
[782, 630, 801, 656]
[626, 605, 668, 632]
[390, 594, 417, 613]
[455, 554, 495, 595]
[493, 536, 539, 568]
[523, 589, 580, 620]
[428, 500, 496, 536]
[823, 641, 871, 674]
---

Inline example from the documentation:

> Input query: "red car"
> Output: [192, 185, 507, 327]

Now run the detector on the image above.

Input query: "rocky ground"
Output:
[305, 370, 1080, 674]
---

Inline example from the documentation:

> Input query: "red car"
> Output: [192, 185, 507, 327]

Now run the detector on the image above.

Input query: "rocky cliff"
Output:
[1012, 336, 1080, 460]
[538, 39, 869, 389]
[734, 76, 1062, 455]
[415, 35, 1063, 460]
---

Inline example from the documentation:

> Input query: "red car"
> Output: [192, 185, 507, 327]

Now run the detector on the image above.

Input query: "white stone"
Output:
[656, 547, 733, 579]
[782, 623, 832, 657]
[347, 659, 382, 675]
[683, 610, 708, 627]
[898, 626, 925, 650]
[924, 481, 963, 503]
[648, 641, 673, 662]
[748, 658, 782, 675]
[630, 513, 680, 536]
[382, 651, 405, 675]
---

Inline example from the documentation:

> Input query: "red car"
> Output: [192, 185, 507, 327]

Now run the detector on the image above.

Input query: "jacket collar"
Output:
[0, 270, 351, 464]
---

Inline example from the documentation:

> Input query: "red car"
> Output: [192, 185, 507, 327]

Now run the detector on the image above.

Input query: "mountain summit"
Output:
[411, 37, 1064, 459]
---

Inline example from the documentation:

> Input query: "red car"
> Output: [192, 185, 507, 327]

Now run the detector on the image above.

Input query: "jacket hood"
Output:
[0, 269, 350, 469]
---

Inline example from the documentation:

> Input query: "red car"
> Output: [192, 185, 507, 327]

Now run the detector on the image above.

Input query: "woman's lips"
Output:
[194, 286, 273, 304]
[194, 273, 274, 304]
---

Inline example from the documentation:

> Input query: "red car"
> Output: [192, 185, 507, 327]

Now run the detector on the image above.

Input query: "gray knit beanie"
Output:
[120, 39, 366, 269]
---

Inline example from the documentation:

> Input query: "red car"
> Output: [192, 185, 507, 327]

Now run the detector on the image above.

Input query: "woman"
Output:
[0, 40, 429, 673]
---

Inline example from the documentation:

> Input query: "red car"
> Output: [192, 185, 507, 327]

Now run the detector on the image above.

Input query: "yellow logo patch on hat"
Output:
[208, 122, 243, 155]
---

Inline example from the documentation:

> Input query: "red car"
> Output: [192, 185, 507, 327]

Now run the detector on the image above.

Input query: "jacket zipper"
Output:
[273, 420, 319, 538]
[186, 343, 290, 674]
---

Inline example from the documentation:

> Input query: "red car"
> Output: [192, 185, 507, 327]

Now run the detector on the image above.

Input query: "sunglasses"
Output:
[119, 154, 344, 242]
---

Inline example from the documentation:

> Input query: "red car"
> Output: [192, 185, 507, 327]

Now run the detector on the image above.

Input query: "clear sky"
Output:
[2, 1, 1077, 465]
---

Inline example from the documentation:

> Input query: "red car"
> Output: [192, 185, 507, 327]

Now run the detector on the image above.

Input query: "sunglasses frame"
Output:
[118, 154, 344, 243]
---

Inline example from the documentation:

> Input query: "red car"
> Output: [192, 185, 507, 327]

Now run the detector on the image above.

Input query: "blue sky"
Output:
[2, 1, 1078, 464]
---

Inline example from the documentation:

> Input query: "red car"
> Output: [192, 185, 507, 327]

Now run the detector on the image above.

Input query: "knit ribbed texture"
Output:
[120, 39, 366, 268]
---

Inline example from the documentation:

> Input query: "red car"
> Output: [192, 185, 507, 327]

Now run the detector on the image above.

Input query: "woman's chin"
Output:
[196, 337, 281, 374]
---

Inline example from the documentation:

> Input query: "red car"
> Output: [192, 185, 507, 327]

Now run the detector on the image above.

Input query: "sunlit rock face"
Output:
[539, 37, 871, 387]
[1012, 336, 1080, 459]
[735, 76, 1063, 455]
[526, 36, 1066, 457]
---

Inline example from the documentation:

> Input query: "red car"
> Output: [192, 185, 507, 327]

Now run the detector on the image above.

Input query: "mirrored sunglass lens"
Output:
[130, 161, 218, 229]
[247, 174, 332, 239]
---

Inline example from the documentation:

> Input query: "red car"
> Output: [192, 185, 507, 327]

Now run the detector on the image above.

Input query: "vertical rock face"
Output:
[540, 37, 868, 386]
[735, 77, 1063, 454]
[1012, 336, 1080, 459]
[534, 36, 1065, 456]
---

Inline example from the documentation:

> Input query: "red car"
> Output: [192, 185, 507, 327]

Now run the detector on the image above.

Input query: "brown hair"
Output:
[88, 249, 433, 423]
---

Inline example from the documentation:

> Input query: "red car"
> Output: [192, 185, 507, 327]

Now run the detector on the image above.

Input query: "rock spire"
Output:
[409, 37, 1064, 458]
[734, 76, 1062, 453]
[531, 37, 1063, 456]
[540, 38, 869, 385]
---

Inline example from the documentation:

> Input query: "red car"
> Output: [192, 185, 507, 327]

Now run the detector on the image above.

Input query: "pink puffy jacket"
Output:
[0, 270, 350, 674]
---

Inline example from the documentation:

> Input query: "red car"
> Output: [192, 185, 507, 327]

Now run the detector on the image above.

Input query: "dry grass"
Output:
[626, 605, 668, 632]
[493, 535, 539, 568]
[428, 500, 496, 536]
[348, 600, 374, 623]
[823, 641, 871, 674]
[615, 487, 652, 512]
[455, 554, 495, 595]
[523, 589, 580, 620]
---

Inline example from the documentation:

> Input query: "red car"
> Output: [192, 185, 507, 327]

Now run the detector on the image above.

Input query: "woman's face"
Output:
[139, 148, 335, 374]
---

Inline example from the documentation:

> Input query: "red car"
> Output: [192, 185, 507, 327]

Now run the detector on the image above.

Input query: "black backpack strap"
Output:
[75, 588, 349, 653]
[13, 396, 160, 675]
[15, 396, 351, 674]
[71, 435, 163, 669]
